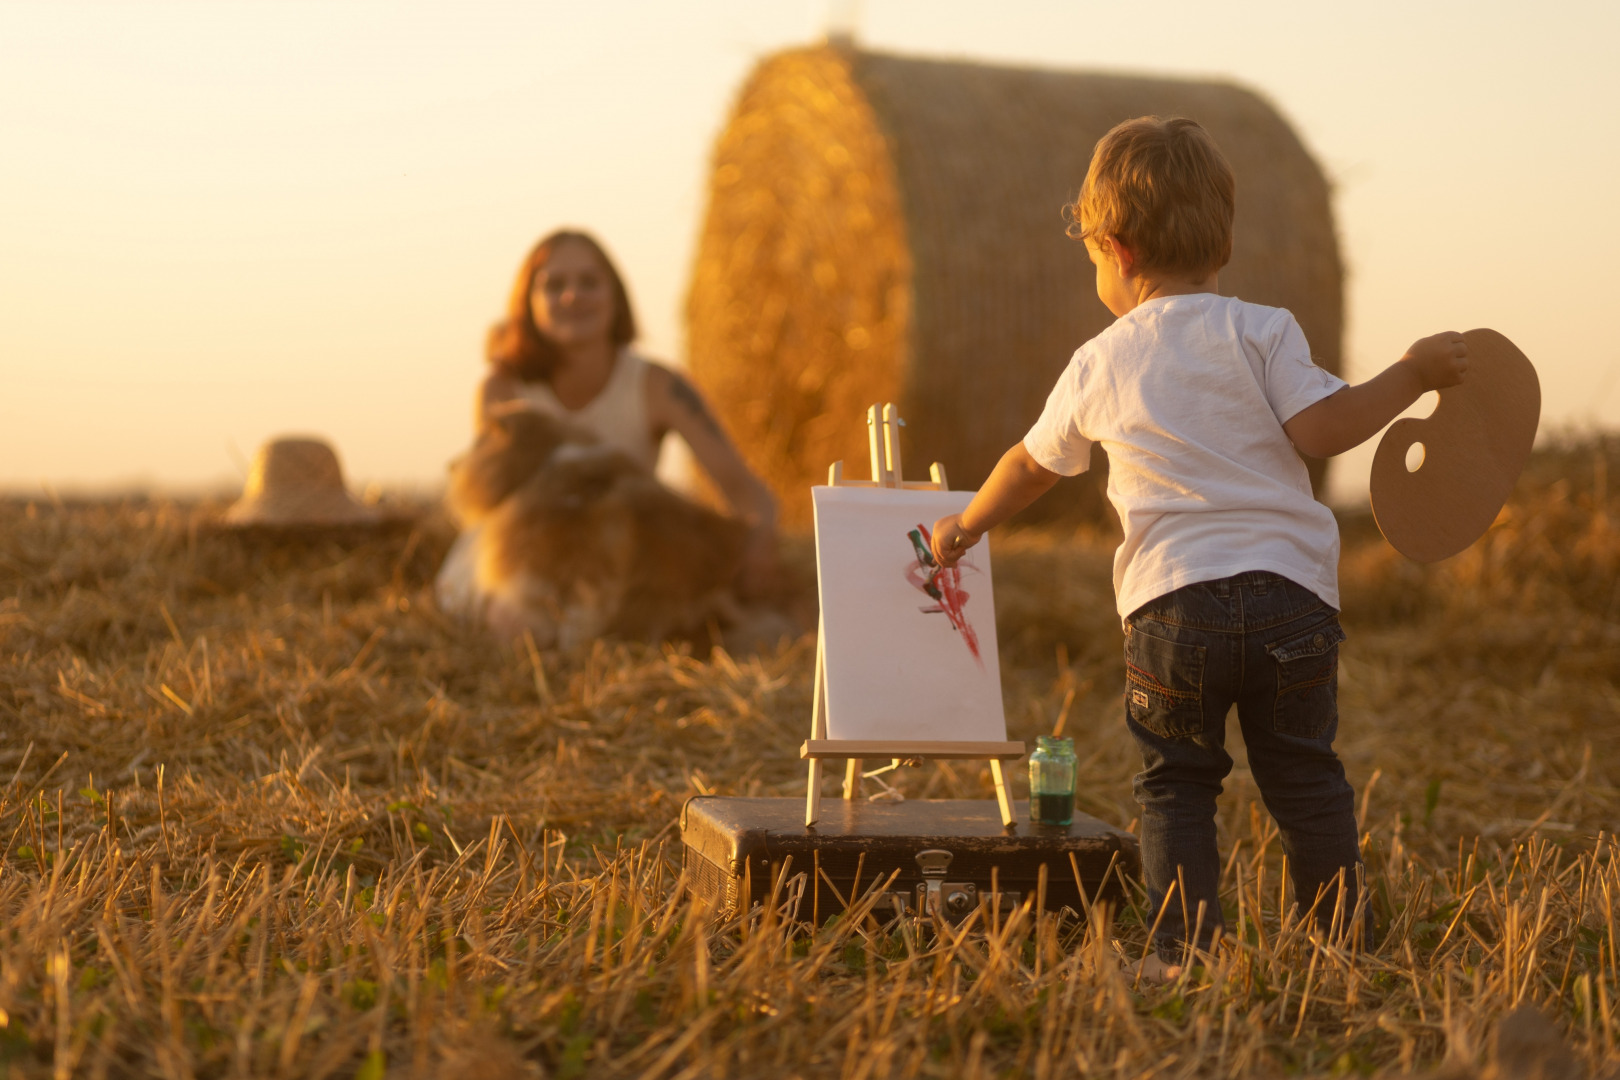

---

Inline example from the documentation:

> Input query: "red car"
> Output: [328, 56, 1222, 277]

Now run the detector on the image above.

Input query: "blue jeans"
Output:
[1123, 571, 1362, 961]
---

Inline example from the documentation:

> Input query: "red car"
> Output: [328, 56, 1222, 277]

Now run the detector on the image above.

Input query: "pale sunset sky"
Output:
[3, 1, 1615, 505]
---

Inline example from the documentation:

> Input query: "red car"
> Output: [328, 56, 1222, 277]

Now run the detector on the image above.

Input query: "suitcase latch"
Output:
[914, 849, 978, 922]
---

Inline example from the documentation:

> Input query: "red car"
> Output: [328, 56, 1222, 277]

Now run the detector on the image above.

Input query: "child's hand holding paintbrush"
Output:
[928, 514, 981, 568]
[931, 444, 1062, 568]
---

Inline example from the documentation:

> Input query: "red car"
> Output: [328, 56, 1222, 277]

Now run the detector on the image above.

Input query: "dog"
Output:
[447, 404, 748, 650]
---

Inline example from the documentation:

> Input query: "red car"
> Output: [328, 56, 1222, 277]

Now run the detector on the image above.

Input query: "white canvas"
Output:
[812, 485, 1007, 742]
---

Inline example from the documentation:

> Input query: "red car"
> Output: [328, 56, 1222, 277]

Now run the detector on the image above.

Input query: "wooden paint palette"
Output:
[1370, 329, 1540, 563]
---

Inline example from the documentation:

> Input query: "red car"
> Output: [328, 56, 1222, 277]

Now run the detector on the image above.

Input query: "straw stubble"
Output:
[0, 435, 1617, 1075]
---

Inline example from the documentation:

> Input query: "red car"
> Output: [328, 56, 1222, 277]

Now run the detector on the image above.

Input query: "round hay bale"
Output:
[687, 45, 1343, 524]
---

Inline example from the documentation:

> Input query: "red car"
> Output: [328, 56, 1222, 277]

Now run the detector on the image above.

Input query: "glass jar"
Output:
[1029, 735, 1076, 826]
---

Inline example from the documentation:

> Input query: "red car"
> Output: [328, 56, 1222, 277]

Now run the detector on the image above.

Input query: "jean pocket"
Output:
[1265, 621, 1346, 738]
[1125, 625, 1206, 739]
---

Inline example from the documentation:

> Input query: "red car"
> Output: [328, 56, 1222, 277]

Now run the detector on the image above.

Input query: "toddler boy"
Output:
[930, 116, 1467, 978]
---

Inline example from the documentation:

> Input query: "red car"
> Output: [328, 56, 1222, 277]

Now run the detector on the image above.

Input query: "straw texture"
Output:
[688, 46, 1342, 522]
[3, 437, 1618, 1075]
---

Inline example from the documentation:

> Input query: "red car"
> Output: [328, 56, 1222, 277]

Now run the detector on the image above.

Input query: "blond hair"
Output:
[1068, 116, 1235, 279]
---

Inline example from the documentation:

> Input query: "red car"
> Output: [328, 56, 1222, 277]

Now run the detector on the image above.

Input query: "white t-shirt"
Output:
[1023, 293, 1346, 620]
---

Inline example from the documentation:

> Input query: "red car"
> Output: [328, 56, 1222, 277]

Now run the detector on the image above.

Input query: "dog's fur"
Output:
[446, 403, 598, 529]
[448, 404, 748, 649]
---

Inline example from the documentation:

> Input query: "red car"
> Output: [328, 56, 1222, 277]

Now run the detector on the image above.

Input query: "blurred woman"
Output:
[437, 229, 779, 620]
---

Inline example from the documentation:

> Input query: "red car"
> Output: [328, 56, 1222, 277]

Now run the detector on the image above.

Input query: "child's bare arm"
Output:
[1283, 332, 1469, 459]
[930, 443, 1061, 566]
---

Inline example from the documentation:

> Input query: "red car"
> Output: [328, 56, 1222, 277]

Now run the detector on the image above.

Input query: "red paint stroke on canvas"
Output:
[905, 524, 982, 664]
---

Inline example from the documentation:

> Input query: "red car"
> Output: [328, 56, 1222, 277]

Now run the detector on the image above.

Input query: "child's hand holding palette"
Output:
[1370, 329, 1540, 563]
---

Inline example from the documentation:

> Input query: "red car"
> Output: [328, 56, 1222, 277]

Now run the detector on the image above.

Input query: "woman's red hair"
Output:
[486, 230, 638, 382]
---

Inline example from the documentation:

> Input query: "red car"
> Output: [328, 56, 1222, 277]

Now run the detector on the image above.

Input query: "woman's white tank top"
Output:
[512, 348, 659, 471]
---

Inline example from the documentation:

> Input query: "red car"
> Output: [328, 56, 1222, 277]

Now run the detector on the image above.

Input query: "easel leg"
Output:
[989, 759, 1015, 829]
[843, 759, 862, 800]
[805, 759, 823, 828]
[806, 622, 829, 828]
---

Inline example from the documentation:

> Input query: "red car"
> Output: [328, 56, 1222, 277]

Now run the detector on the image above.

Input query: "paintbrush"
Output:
[1052, 687, 1075, 738]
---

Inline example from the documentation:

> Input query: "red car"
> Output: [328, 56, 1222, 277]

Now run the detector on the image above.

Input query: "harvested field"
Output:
[2, 435, 1619, 1077]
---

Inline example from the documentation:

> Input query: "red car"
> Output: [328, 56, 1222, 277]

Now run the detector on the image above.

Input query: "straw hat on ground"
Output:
[223, 436, 380, 527]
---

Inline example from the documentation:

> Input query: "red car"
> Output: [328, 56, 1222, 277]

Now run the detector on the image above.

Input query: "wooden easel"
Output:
[803, 404, 1025, 829]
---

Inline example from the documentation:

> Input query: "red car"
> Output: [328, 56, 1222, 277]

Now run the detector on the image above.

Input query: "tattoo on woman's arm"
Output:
[670, 376, 724, 438]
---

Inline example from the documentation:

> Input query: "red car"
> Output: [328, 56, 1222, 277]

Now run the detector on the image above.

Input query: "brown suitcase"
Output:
[680, 796, 1139, 925]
